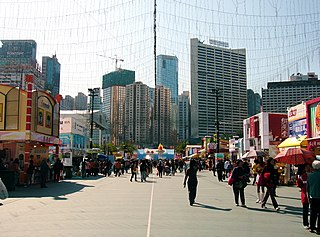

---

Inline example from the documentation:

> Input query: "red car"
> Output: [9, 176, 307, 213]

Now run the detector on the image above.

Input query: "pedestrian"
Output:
[260, 158, 280, 211]
[252, 159, 259, 185]
[216, 160, 224, 182]
[255, 160, 265, 204]
[40, 159, 49, 188]
[130, 160, 138, 182]
[53, 158, 63, 183]
[297, 164, 311, 229]
[140, 159, 147, 182]
[183, 159, 198, 206]
[26, 159, 35, 186]
[157, 159, 163, 178]
[8, 158, 20, 185]
[231, 159, 247, 207]
[307, 160, 320, 234]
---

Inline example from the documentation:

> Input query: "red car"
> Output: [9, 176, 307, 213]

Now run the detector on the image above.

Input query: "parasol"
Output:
[241, 150, 266, 159]
[275, 147, 314, 165]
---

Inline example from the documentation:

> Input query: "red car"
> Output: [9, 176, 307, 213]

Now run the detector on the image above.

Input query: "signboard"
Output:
[288, 103, 306, 122]
[288, 118, 307, 137]
[215, 153, 224, 159]
[209, 39, 229, 48]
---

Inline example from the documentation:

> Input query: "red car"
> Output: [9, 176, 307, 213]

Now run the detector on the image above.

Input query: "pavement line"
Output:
[146, 174, 155, 237]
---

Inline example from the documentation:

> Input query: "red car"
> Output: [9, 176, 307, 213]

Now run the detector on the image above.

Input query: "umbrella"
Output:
[275, 148, 315, 165]
[241, 150, 266, 159]
[98, 154, 108, 161]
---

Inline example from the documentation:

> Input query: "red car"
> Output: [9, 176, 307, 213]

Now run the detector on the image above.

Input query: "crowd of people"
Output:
[2, 153, 320, 234]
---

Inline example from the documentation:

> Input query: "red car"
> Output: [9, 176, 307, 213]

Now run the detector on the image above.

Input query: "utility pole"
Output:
[213, 88, 222, 153]
[88, 88, 99, 149]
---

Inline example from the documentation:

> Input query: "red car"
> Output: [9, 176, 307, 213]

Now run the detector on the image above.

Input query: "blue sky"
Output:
[0, 0, 319, 97]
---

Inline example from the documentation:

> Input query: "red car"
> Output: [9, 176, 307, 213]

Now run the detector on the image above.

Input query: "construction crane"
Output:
[97, 54, 124, 71]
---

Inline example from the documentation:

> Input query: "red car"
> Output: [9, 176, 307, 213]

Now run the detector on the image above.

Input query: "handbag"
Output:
[228, 174, 235, 185]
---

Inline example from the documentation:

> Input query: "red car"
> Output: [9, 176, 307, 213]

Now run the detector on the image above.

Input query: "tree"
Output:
[175, 140, 187, 155]
[105, 143, 117, 155]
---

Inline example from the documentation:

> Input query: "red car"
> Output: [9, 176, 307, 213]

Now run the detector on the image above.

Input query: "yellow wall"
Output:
[0, 85, 27, 131]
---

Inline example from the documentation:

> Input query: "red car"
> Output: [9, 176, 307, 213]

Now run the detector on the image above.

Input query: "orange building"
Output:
[0, 75, 61, 183]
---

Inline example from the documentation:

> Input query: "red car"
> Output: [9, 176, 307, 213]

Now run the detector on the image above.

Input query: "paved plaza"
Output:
[0, 170, 310, 237]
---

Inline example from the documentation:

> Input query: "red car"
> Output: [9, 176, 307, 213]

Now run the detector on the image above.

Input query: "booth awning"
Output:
[277, 135, 307, 148]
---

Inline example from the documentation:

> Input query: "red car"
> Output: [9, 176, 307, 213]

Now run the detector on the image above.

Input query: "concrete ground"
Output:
[0, 170, 310, 237]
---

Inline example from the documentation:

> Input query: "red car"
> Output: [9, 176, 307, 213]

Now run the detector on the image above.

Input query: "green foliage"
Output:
[175, 140, 187, 155]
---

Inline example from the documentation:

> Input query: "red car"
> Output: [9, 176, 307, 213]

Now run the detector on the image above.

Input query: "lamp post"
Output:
[212, 88, 222, 153]
[88, 88, 99, 149]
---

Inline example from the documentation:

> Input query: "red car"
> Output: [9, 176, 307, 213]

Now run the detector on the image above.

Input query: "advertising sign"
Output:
[309, 102, 320, 138]
[288, 118, 307, 137]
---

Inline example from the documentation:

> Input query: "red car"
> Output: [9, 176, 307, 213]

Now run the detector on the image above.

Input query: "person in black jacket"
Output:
[53, 158, 63, 183]
[260, 158, 280, 211]
[231, 160, 247, 207]
[183, 159, 198, 206]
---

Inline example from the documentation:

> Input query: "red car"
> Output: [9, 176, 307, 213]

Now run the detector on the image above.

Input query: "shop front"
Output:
[0, 75, 61, 186]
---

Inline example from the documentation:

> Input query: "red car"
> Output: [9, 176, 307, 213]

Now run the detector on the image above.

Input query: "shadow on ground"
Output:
[8, 180, 95, 199]
[193, 202, 232, 211]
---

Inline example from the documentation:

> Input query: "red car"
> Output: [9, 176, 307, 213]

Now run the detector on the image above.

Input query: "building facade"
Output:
[190, 38, 247, 139]
[156, 55, 179, 145]
[247, 89, 261, 117]
[42, 54, 61, 98]
[152, 86, 171, 147]
[102, 69, 135, 146]
[74, 92, 88, 110]
[262, 72, 320, 113]
[178, 91, 191, 141]
[0, 40, 43, 90]
[125, 82, 151, 146]
[61, 95, 75, 110]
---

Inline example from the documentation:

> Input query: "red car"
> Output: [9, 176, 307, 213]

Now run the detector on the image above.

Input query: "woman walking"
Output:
[260, 158, 280, 211]
[297, 164, 311, 229]
[183, 159, 198, 206]
[231, 160, 247, 207]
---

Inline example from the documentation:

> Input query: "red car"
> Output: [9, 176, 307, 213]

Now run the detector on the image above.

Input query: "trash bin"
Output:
[64, 167, 72, 179]
[0, 170, 16, 191]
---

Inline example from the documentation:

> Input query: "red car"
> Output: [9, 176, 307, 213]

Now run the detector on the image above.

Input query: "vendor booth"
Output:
[0, 75, 61, 186]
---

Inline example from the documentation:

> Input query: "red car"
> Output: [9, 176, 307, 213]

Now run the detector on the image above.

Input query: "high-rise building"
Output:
[262, 72, 320, 113]
[75, 92, 88, 110]
[178, 91, 191, 141]
[61, 95, 75, 110]
[156, 55, 179, 145]
[190, 38, 247, 139]
[247, 89, 261, 117]
[152, 85, 171, 146]
[0, 40, 43, 90]
[102, 69, 135, 145]
[42, 54, 61, 98]
[125, 82, 151, 146]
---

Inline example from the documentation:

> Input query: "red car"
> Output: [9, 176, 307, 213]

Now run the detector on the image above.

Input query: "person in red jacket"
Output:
[297, 164, 312, 229]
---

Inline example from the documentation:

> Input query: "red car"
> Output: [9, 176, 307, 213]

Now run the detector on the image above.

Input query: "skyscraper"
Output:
[190, 38, 247, 139]
[0, 40, 43, 90]
[156, 55, 179, 145]
[125, 82, 151, 146]
[152, 85, 171, 146]
[247, 89, 261, 116]
[42, 54, 61, 98]
[178, 91, 191, 141]
[61, 95, 75, 110]
[75, 92, 88, 110]
[102, 69, 135, 145]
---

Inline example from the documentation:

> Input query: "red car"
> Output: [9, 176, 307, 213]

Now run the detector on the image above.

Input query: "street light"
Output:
[88, 88, 99, 149]
[212, 88, 222, 153]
